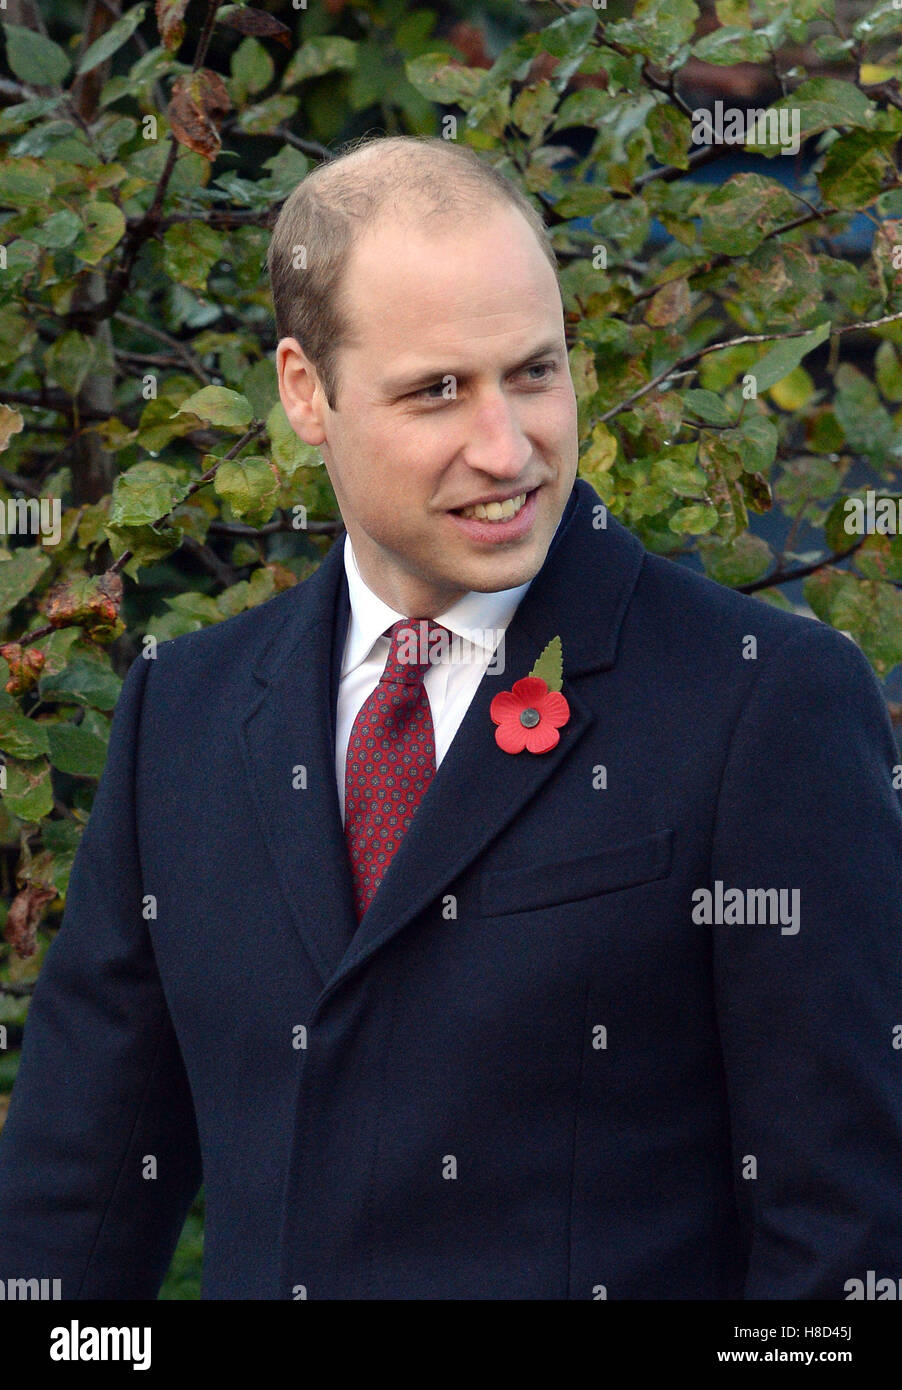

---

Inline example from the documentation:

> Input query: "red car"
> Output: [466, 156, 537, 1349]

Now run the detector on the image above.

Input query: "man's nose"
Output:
[461, 390, 532, 477]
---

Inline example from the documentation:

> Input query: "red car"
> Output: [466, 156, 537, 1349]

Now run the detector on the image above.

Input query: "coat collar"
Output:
[339, 529, 534, 677]
[240, 479, 645, 998]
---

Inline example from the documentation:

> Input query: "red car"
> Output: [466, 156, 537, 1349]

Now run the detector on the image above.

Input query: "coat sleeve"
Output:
[0, 651, 202, 1299]
[710, 617, 902, 1299]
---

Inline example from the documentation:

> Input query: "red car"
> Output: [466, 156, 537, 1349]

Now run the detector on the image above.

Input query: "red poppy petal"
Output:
[511, 676, 549, 703]
[537, 691, 570, 727]
[495, 721, 528, 754]
[525, 721, 560, 753]
[490, 690, 524, 723]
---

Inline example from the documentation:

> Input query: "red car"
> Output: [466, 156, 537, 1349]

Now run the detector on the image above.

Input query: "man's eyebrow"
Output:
[379, 339, 566, 397]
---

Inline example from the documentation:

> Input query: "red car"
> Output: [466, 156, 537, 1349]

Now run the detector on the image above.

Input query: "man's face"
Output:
[278, 203, 579, 617]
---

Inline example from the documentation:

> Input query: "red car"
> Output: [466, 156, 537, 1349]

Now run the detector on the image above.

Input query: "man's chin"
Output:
[449, 536, 552, 594]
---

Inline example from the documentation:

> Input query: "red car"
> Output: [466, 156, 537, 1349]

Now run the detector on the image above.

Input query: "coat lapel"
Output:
[240, 480, 646, 998]
[239, 533, 357, 988]
[318, 480, 646, 1005]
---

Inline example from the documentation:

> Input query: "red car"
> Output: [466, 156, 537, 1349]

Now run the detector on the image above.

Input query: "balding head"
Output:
[267, 134, 558, 410]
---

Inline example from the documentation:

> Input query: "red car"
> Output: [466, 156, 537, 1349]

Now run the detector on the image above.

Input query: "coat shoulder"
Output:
[150, 568, 326, 691]
[633, 547, 848, 664]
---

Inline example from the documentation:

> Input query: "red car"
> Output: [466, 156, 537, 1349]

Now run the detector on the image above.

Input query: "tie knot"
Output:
[382, 617, 450, 685]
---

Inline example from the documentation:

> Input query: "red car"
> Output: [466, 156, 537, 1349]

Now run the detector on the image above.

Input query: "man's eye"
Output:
[410, 361, 557, 402]
[522, 361, 556, 383]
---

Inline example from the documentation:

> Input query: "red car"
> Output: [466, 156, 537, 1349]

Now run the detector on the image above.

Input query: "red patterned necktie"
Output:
[344, 617, 448, 921]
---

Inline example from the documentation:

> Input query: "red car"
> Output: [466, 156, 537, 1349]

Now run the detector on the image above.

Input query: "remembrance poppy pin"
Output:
[489, 635, 570, 755]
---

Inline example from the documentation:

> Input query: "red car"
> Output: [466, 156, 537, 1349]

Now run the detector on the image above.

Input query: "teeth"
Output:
[460, 491, 527, 521]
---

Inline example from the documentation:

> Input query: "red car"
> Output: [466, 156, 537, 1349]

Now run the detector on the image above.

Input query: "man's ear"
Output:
[276, 337, 328, 446]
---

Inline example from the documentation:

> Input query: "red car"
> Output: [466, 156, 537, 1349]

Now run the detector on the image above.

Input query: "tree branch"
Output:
[1, 387, 109, 421]
[108, 420, 267, 576]
[598, 309, 902, 423]
[737, 540, 866, 595]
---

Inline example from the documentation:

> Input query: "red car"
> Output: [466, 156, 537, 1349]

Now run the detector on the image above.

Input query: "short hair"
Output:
[266, 134, 559, 411]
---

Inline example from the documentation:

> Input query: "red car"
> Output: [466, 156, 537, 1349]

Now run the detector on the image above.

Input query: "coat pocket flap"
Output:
[478, 827, 674, 917]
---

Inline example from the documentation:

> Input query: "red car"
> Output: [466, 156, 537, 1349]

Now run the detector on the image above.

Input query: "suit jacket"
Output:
[1, 477, 901, 1300]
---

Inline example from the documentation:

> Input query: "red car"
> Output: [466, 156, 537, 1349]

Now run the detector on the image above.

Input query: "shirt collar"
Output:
[340, 529, 545, 678]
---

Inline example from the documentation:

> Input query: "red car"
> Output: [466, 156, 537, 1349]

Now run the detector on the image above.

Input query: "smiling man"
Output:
[1, 134, 901, 1301]
[273, 143, 578, 618]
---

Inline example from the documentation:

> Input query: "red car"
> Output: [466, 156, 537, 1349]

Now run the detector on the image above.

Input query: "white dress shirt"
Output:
[335, 534, 535, 825]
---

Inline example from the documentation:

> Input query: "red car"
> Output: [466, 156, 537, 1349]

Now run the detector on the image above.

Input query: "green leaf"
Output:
[812, 33, 854, 61]
[2, 23, 71, 87]
[77, 4, 148, 75]
[692, 25, 771, 64]
[540, 6, 599, 59]
[44, 330, 96, 397]
[699, 428, 746, 483]
[109, 461, 189, 528]
[529, 635, 563, 692]
[241, 359, 279, 422]
[579, 421, 619, 487]
[528, 11, 596, 96]
[853, 0, 902, 43]
[856, 530, 902, 584]
[260, 144, 309, 198]
[24, 208, 82, 248]
[163, 591, 222, 624]
[1, 755, 53, 821]
[162, 222, 225, 291]
[0, 709, 50, 760]
[230, 36, 274, 101]
[734, 414, 779, 472]
[0, 155, 54, 206]
[101, 43, 178, 106]
[0, 95, 62, 132]
[803, 572, 902, 678]
[40, 657, 123, 711]
[405, 54, 484, 105]
[510, 81, 558, 140]
[176, 386, 254, 428]
[42, 815, 84, 891]
[823, 490, 870, 552]
[818, 130, 898, 208]
[266, 401, 322, 476]
[696, 173, 797, 255]
[669, 502, 718, 534]
[764, 78, 877, 140]
[876, 341, 902, 402]
[236, 94, 298, 135]
[732, 242, 823, 331]
[0, 549, 51, 620]
[682, 389, 735, 425]
[647, 103, 691, 169]
[715, 0, 752, 23]
[94, 114, 139, 160]
[833, 361, 896, 467]
[283, 36, 357, 87]
[606, 0, 700, 66]
[652, 447, 707, 496]
[697, 531, 772, 586]
[73, 201, 126, 265]
[135, 403, 194, 453]
[747, 321, 831, 394]
[103, 522, 183, 579]
[213, 455, 280, 526]
[46, 723, 108, 777]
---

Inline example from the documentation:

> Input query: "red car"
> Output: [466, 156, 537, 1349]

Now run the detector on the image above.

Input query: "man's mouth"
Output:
[453, 490, 531, 523]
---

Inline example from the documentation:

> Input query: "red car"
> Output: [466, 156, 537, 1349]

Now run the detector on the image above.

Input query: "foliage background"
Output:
[0, 0, 900, 1297]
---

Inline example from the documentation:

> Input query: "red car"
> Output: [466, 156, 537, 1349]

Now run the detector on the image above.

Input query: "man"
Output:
[1, 134, 901, 1300]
